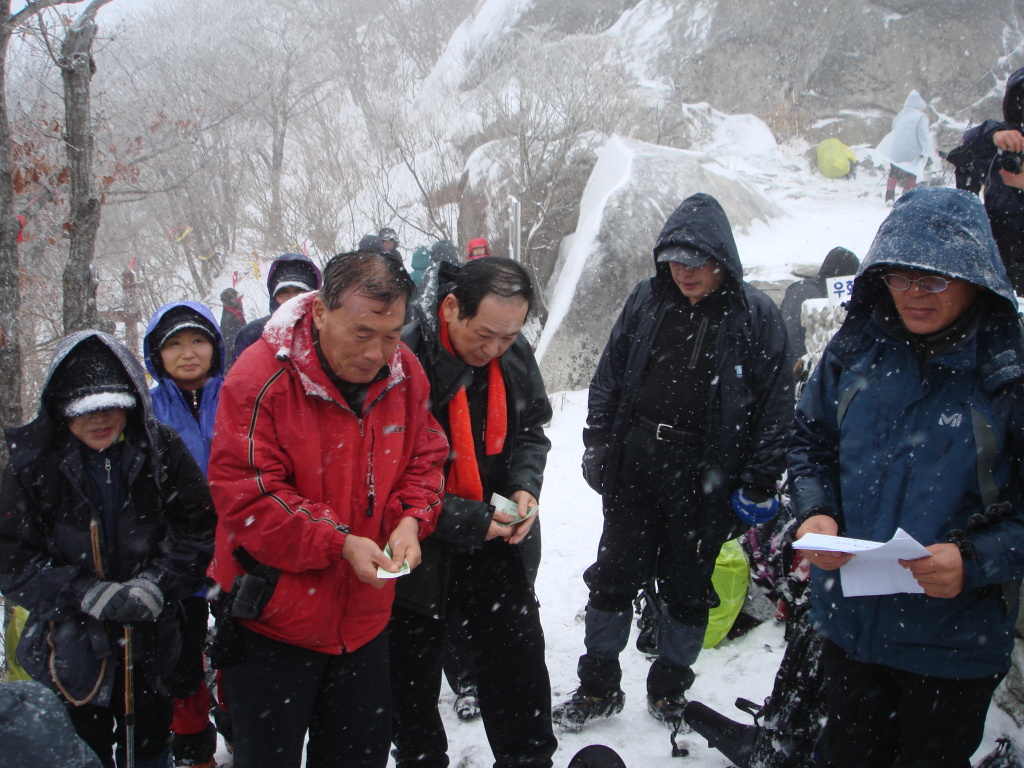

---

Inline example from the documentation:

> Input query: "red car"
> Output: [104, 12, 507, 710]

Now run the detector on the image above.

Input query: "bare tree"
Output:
[472, 31, 646, 309]
[0, 0, 112, 428]
[58, 0, 114, 334]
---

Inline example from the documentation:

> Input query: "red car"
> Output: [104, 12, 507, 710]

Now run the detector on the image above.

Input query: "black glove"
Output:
[81, 576, 164, 623]
[581, 444, 607, 494]
[81, 581, 124, 620]
[110, 576, 164, 622]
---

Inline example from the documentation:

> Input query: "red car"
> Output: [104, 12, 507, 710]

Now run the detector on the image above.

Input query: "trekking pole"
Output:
[124, 625, 135, 768]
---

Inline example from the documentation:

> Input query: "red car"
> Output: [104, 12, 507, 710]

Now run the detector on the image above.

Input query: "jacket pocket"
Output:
[19, 614, 114, 707]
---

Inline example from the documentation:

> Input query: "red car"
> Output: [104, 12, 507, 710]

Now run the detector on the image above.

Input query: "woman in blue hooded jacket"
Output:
[791, 187, 1024, 767]
[144, 301, 225, 767]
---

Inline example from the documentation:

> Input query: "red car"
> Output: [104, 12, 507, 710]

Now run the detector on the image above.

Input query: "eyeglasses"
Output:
[882, 273, 951, 293]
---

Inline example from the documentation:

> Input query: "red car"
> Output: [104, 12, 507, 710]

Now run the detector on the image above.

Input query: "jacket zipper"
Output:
[365, 428, 376, 516]
[688, 316, 710, 369]
[104, 457, 111, 484]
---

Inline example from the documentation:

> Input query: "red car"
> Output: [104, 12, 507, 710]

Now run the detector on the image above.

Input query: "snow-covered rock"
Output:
[536, 134, 782, 392]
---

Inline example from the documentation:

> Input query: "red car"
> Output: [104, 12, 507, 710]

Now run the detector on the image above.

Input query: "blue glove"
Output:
[731, 486, 779, 525]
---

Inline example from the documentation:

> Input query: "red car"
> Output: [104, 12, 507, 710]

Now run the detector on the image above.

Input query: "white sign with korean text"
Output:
[826, 274, 857, 308]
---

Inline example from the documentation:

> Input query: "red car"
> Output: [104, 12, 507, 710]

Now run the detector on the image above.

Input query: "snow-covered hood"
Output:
[265, 253, 323, 315]
[651, 192, 743, 290]
[901, 89, 926, 113]
[41, 331, 155, 425]
[7, 331, 163, 476]
[847, 187, 1018, 317]
[262, 292, 407, 400]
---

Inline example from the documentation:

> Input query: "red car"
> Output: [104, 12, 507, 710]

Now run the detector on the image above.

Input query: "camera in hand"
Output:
[1000, 151, 1024, 174]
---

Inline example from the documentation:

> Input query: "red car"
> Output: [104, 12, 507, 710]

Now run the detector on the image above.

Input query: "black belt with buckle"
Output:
[635, 414, 702, 444]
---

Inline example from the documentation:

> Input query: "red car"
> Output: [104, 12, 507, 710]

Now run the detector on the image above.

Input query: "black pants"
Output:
[64, 659, 173, 768]
[390, 540, 556, 768]
[442, 523, 543, 698]
[821, 640, 1002, 768]
[222, 625, 391, 768]
[584, 427, 736, 624]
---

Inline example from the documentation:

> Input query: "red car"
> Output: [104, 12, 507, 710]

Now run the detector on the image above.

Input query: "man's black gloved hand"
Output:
[581, 444, 607, 494]
[82, 576, 165, 623]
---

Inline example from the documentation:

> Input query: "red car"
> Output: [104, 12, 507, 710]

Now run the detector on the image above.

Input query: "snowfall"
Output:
[225, 118, 1024, 767]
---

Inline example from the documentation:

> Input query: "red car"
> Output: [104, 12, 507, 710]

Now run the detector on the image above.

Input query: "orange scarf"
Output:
[438, 305, 507, 501]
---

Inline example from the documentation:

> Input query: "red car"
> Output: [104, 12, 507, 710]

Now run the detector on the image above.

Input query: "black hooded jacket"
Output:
[0, 331, 215, 707]
[231, 253, 323, 366]
[964, 67, 1024, 238]
[781, 247, 861, 357]
[585, 194, 792, 506]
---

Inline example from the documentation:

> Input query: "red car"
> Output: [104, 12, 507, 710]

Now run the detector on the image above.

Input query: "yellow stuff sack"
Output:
[817, 138, 856, 178]
[703, 538, 749, 648]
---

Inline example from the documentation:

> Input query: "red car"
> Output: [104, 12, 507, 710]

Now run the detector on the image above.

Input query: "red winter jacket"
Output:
[208, 293, 448, 654]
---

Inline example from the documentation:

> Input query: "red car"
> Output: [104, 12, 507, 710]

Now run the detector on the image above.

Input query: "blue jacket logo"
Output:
[938, 412, 963, 428]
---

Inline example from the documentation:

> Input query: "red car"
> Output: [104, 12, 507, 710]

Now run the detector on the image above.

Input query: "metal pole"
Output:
[124, 625, 135, 768]
[508, 196, 521, 262]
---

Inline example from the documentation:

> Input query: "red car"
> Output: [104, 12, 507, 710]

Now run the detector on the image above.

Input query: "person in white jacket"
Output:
[879, 90, 932, 203]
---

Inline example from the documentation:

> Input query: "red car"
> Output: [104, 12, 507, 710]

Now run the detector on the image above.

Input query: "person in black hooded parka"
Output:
[963, 65, 1024, 294]
[553, 193, 792, 731]
[230, 253, 323, 366]
[0, 331, 216, 768]
[780, 246, 860, 359]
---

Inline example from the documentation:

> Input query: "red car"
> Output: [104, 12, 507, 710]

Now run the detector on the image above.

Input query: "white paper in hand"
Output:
[795, 527, 931, 596]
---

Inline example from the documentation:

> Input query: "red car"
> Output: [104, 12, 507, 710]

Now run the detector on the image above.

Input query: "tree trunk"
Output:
[0, 3, 22, 429]
[60, 2, 111, 334]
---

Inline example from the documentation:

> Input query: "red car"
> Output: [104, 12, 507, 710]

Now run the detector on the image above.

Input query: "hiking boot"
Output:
[646, 691, 689, 726]
[552, 688, 624, 731]
[682, 700, 756, 768]
[646, 659, 695, 727]
[454, 689, 480, 721]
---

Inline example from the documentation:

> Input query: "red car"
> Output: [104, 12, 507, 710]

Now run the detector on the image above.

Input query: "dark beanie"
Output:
[358, 234, 385, 253]
[269, 260, 320, 298]
[49, 337, 136, 419]
[149, 306, 220, 377]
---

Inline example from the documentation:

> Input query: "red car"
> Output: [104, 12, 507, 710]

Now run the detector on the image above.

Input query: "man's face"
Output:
[312, 291, 406, 384]
[441, 293, 528, 367]
[469, 246, 487, 259]
[382, 239, 397, 252]
[669, 259, 726, 305]
[68, 408, 128, 452]
[885, 268, 981, 335]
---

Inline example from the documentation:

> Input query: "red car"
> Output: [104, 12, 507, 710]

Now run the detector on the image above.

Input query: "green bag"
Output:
[4, 605, 32, 681]
[703, 539, 749, 648]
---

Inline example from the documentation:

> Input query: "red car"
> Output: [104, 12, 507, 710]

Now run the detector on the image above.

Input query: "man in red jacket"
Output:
[208, 249, 448, 768]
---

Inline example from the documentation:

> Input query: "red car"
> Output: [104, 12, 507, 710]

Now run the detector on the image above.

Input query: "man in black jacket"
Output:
[389, 257, 557, 768]
[553, 193, 792, 730]
[963, 66, 1024, 294]
[230, 252, 322, 365]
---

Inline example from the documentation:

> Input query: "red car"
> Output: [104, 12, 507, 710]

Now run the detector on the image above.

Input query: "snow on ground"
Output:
[425, 390, 1023, 768]
[408, 155, 1024, 768]
[207, 138, 1021, 768]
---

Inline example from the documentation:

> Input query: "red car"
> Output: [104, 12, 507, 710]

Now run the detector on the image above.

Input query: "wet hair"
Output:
[319, 249, 415, 312]
[447, 257, 535, 319]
